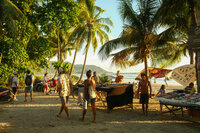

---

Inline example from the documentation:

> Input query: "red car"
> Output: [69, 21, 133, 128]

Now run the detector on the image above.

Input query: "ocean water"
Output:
[73, 72, 179, 85]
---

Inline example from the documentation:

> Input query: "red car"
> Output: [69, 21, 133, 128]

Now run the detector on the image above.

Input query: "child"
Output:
[156, 84, 166, 113]
[156, 84, 166, 97]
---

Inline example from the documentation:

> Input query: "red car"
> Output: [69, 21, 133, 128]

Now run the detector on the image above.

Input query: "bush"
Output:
[99, 73, 111, 83]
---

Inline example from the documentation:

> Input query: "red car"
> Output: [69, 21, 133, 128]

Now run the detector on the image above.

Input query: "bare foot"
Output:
[79, 117, 84, 121]
[56, 114, 61, 117]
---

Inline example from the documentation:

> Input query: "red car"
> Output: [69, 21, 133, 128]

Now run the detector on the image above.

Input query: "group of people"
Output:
[56, 69, 97, 122]
[137, 73, 196, 116]
[9, 69, 197, 122]
[10, 70, 58, 102]
[56, 69, 125, 122]
[43, 73, 58, 95]
[10, 70, 34, 102]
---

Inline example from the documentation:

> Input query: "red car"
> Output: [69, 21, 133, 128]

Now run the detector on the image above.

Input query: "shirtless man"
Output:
[92, 71, 99, 84]
[79, 70, 96, 123]
[115, 70, 124, 83]
[137, 73, 152, 116]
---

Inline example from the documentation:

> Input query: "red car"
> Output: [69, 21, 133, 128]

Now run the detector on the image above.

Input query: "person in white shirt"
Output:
[56, 69, 71, 119]
[12, 71, 19, 101]
[24, 70, 34, 102]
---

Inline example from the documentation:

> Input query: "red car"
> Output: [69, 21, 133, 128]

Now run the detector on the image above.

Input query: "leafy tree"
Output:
[38, 0, 80, 62]
[72, 0, 113, 83]
[0, 36, 29, 82]
[98, 0, 179, 77]
[27, 36, 53, 69]
[0, 0, 25, 36]
[48, 29, 75, 62]
[0, 0, 53, 83]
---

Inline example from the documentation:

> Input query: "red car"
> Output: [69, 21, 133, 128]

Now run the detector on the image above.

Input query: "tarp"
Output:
[136, 68, 171, 80]
[165, 64, 196, 86]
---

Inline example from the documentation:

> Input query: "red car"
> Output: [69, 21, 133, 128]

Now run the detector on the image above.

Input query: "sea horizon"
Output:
[72, 72, 180, 85]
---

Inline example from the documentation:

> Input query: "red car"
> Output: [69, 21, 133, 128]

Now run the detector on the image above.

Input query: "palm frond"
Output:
[91, 30, 97, 52]
[95, 18, 114, 27]
[98, 37, 127, 60]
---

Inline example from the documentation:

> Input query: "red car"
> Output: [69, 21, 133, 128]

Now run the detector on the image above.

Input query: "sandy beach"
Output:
[0, 84, 200, 133]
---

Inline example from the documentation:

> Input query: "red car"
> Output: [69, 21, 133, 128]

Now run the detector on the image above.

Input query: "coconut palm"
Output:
[72, 0, 113, 83]
[0, 0, 24, 36]
[69, 35, 84, 77]
[158, 0, 198, 65]
[98, 0, 180, 77]
[47, 29, 75, 62]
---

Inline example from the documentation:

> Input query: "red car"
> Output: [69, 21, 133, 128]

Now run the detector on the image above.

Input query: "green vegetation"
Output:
[98, 73, 111, 83]
[0, 0, 199, 86]
[98, 0, 193, 78]
[52, 62, 71, 74]
[71, 0, 113, 83]
[0, 0, 80, 84]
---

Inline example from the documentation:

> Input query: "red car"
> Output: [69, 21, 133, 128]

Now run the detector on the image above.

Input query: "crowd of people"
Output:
[8, 69, 197, 122]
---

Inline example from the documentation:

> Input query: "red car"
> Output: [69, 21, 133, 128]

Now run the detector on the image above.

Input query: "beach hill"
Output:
[73, 64, 108, 74]
[33, 62, 109, 75]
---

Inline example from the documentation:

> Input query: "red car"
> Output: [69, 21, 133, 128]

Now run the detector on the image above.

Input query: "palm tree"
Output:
[49, 29, 75, 62]
[72, 0, 113, 83]
[158, 0, 198, 65]
[0, 0, 24, 36]
[69, 35, 84, 77]
[0, 0, 25, 64]
[98, 0, 180, 78]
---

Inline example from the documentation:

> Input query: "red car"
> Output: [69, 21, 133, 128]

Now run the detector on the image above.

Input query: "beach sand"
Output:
[0, 84, 200, 133]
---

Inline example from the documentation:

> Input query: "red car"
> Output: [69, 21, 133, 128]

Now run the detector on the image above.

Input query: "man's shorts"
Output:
[139, 94, 149, 104]
[44, 85, 48, 90]
[60, 96, 69, 105]
[25, 86, 33, 93]
[85, 93, 96, 103]
[12, 87, 18, 94]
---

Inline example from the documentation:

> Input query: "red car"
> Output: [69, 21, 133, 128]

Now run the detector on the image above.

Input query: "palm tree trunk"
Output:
[189, 51, 195, 64]
[77, 45, 90, 84]
[57, 24, 61, 62]
[189, 0, 200, 93]
[144, 55, 149, 79]
[0, 53, 2, 64]
[69, 47, 78, 77]
[195, 52, 200, 93]
[188, 0, 198, 27]
[77, 30, 92, 84]
[61, 52, 63, 62]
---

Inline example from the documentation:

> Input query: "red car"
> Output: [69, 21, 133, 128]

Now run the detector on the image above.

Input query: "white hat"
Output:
[14, 71, 18, 75]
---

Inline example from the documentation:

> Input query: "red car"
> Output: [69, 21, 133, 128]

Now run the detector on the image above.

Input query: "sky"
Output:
[51, 0, 191, 73]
